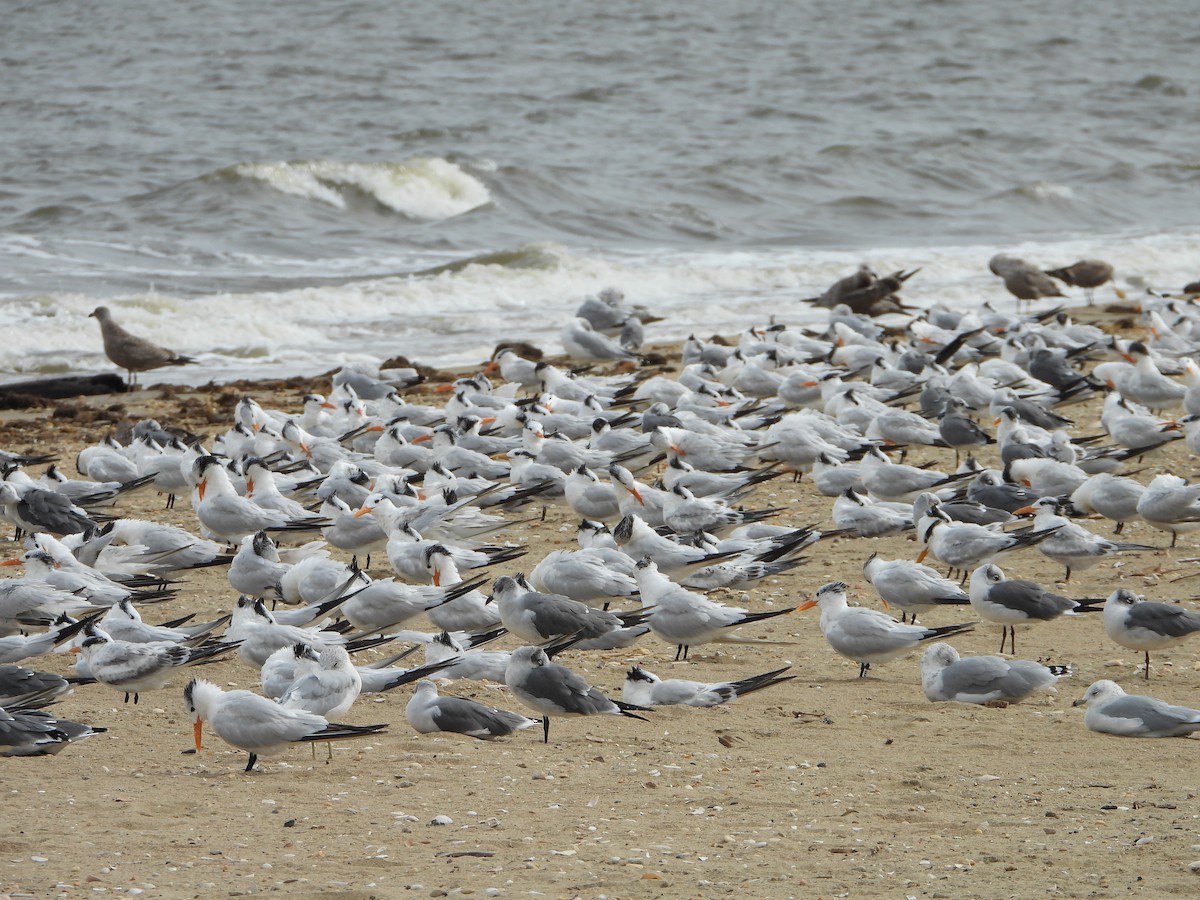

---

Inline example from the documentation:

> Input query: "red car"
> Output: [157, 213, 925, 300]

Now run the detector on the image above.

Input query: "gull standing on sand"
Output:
[1072, 680, 1200, 738]
[1135, 474, 1200, 547]
[89, 306, 196, 386]
[622, 664, 794, 708]
[1103, 588, 1200, 679]
[967, 563, 1101, 655]
[920, 643, 1069, 704]
[503, 646, 649, 743]
[798, 581, 975, 678]
[184, 677, 387, 772]
[1014, 497, 1153, 581]
[404, 679, 539, 740]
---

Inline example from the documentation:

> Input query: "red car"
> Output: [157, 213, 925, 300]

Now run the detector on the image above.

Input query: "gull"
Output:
[0, 706, 106, 756]
[633, 557, 796, 660]
[0, 481, 99, 538]
[0, 664, 72, 708]
[862, 552, 970, 623]
[76, 623, 239, 703]
[921, 643, 1069, 704]
[1043, 259, 1115, 305]
[1072, 680, 1200, 738]
[489, 575, 646, 644]
[1014, 497, 1153, 580]
[1136, 474, 1200, 547]
[89, 305, 195, 386]
[415, 630, 511, 684]
[1103, 588, 1200, 680]
[622, 664, 794, 708]
[968, 563, 1101, 654]
[938, 398, 994, 463]
[1068, 473, 1145, 534]
[185, 677, 387, 772]
[405, 679, 539, 740]
[504, 646, 649, 743]
[967, 470, 1041, 514]
[989, 255, 1064, 308]
[797, 581, 975, 678]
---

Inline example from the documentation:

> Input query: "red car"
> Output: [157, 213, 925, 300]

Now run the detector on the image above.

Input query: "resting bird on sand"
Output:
[89, 306, 195, 386]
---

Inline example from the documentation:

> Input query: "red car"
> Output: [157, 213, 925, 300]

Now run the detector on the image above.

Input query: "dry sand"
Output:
[3, 330, 1200, 899]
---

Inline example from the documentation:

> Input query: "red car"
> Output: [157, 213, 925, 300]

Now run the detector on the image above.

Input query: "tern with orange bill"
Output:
[799, 581, 975, 678]
[184, 677, 387, 772]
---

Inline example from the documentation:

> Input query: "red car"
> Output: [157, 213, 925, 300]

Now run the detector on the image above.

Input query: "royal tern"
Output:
[622, 665, 794, 708]
[1103, 588, 1200, 680]
[1014, 497, 1153, 580]
[862, 552, 970, 623]
[0, 705, 107, 756]
[920, 643, 1068, 704]
[184, 677, 386, 772]
[76, 622, 239, 703]
[1072, 680, 1200, 738]
[633, 557, 795, 660]
[797, 581, 974, 677]
[832, 489, 913, 537]
[277, 644, 362, 717]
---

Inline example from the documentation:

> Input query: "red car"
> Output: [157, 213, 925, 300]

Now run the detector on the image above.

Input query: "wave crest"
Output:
[227, 158, 491, 219]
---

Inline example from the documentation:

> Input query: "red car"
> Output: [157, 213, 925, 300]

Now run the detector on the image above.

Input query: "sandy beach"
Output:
[3, 320, 1200, 899]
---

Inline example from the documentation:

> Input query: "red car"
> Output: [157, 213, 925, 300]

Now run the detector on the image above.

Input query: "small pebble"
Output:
[429, 815, 453, 826]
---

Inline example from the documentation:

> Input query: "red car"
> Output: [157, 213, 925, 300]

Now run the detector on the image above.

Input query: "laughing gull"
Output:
[920, 643, 1069, 704]
[405, 679, 539, 740]
[1103, 588, 1200, 679]
[503, 646, 649, 743]
[968, 564, 1102, 654]
[1072, 680, 1200, 738]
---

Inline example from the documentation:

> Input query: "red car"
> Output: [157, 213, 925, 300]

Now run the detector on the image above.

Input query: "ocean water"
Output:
[2, 0, 1198, 384]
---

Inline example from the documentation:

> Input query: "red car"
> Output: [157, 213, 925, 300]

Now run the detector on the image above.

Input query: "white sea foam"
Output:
[232, 158, 491, 219]
[3, 233, 1198, 386]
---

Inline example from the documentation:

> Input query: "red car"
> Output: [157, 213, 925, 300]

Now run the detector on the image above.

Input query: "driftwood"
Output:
[0, 373, 126, 402]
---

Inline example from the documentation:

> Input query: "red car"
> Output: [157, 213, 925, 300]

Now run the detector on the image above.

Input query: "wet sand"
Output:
[2, 327, 1200, 899]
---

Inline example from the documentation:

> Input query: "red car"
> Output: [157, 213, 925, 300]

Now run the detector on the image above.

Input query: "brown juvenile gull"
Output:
[988, 255, 1064, 309]
[89, 306, 195, 386]
[1044, 259, 1117, 305]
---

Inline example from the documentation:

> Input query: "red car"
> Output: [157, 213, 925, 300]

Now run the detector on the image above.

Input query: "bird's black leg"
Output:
[1144, 651, 1151, 681]
[858, 662, 870, 678]
[542, 717, 550, 744]
[1171, 532, 1178, 549]
[245, 753, 257, 773]
[1114, 521, 1124, 535]
[134, 692, 139, 705]
[124, 692, 131, 704]
[674, 644, 684, 661]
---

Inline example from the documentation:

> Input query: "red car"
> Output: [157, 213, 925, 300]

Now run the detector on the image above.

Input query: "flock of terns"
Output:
[5, 267, 1200, 770]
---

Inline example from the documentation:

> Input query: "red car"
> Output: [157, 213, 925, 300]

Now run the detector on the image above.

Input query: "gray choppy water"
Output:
[2, 0, 1198, 381]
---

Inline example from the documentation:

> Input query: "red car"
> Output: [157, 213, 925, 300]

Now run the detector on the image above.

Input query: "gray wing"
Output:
[1099, 695, 1200, 735]
[526, 594, 617, 639]
[432, 696, 536, 738]
[1127, 602, 1200, 638]
[990, 581, 1074, 619]
[518, 663, 617, 716]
